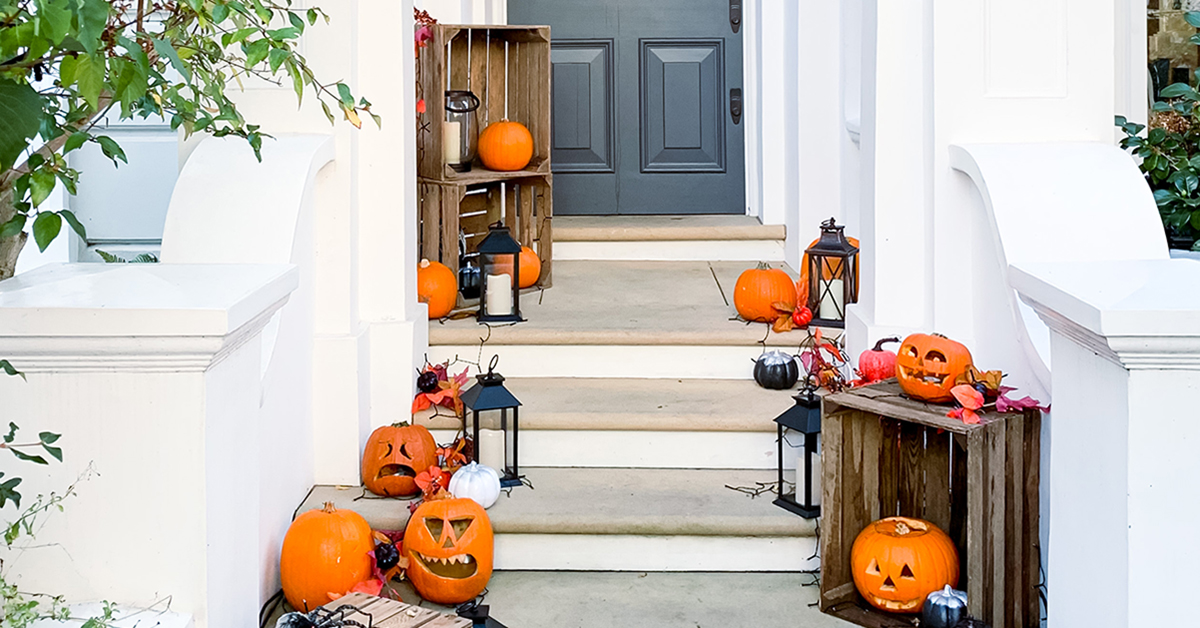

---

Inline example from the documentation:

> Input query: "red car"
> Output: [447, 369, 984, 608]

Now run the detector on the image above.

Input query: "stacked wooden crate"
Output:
[820, 379, 1041, 628]
[417, 24, 553, 288]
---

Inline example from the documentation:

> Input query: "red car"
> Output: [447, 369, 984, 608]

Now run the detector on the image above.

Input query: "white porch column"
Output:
[1011, 259, 1200, 628]
[0, 263, 297, 628]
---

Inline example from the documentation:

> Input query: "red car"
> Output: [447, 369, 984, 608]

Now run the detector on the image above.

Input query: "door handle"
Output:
[730, 88, 742, 125]
[730, 0, 742, 33]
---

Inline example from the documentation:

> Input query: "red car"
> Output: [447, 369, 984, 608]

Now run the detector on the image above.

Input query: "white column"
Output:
[1012, 259, 1200, 627]
[0, 263, 297, 628]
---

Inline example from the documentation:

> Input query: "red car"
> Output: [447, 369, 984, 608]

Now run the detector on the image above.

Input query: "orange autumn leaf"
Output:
[951, 384, 984, 410]
[772, 314, 796, 333]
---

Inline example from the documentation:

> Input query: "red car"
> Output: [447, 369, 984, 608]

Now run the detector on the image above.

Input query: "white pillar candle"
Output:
[443, 120, 462, 164]
[485, 272, 512, 315]
[819, 278, 845, 320]
[478, 428, 506, 472]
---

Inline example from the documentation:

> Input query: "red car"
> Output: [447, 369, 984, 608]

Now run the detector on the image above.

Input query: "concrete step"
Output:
[554, 215, 786, 262]
[431, 260, 815, 378]
[301, 467, 818, 571]
[416, 378, 804, 468]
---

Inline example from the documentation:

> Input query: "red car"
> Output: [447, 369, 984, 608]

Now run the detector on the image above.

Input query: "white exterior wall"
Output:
[203, 0, 423, 486]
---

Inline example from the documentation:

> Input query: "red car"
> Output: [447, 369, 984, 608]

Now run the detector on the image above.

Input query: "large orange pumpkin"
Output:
[361, 422, 439, 497]
[733, 263, 797, 323]
[280, 503, 374, 612]
[895, 333, 974, 403]
[799, 236, 860, 306]
[478, 120, 534, 171]
[517, 246, 540, 288]
[405, 497, 494, 604]
[418, 259, 457, 319]
[851, 516, 959, 613]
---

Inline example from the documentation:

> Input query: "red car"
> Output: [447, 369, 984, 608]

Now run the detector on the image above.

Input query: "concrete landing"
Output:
[432, 260, 804, 346]
[301, 468, 814, 537]
[416, 378, 800, 432]
[555, 215, 786, 242]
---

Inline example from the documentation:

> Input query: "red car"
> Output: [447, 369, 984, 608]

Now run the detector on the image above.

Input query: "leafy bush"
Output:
[1116, 11, 1200, 250]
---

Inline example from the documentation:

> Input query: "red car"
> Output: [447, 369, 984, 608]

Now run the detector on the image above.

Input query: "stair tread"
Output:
[433, 260, 806, 346]
[555, 215, 786, 242]
[417, 378, 799, 432]
[302, 468, 815, 537]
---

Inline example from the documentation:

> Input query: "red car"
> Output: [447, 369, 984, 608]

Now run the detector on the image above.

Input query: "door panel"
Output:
[551, 40, 615, 173]
[640, 39, 725, 173]
[510, 0, 743, 215]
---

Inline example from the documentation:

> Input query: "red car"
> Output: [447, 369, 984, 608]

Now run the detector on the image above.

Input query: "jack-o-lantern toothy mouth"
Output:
[866, 593, 922, 613]
[412, 551, 479, 579]
[898, 365, 947, 386]
[376, 464, 416, 480]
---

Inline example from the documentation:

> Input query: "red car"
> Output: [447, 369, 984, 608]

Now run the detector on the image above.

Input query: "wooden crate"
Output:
[820, 379, 1041, 628]
[318, 592, 470, 627]
[419, 174, 553, 289]
[418, 24, 551, 182]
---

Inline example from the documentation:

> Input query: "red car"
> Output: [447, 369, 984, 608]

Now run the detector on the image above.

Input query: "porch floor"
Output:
[433, 260, 802, 347]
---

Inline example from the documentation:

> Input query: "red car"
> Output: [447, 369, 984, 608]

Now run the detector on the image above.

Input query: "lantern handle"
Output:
[488, 354, 500, 374]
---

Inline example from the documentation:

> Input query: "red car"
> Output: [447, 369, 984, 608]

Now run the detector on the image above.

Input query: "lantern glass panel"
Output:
[444, 90, 480, 172]
[481, 252, 519, 318]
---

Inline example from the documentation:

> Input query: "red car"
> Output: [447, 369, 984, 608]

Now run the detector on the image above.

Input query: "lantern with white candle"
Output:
[444, 90, 480, 173]
[804, 218, 859, 328]
[476, 222, 524, 324]
[460, 355, 525, 488]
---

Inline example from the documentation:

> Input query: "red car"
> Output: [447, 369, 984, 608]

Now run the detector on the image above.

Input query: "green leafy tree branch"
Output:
[0, 0, 377, 280]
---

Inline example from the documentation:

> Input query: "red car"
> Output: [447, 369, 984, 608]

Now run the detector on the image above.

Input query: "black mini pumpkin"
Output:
[753, 351, 799, 390]
[458, 263, 481, 300]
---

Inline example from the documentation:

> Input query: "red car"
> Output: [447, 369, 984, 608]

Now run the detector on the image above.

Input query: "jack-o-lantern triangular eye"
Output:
[425, 517, 444, 538]
[450, 518, 473, 538]
[400, 443, 410, 459]
[925, 350, 946, 363]
[383, 442, 393, 457]
[866, 558, 880, 575]
[900, 564, 915, 579]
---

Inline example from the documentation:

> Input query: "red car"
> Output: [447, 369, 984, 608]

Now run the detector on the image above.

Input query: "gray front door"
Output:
[509, 0, 745, 215]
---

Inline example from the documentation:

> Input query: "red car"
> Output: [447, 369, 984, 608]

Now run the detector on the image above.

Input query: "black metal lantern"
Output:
[805, 217, 859, 328]
[459, 355, 524, 488]
[774, 387, 822, 518]
[476, 222, 523, 324]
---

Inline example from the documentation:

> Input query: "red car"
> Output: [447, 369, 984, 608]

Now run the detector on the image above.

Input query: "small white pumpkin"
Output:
[448, 462, 502, 509]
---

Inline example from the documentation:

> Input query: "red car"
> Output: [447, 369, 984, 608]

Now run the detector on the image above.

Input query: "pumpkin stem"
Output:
[391, 420, 413, 428]
[872, 337, 900, 352]
[756, 261, 772, 270]
[420, 258, 431, 268]
[321, 502, 338, 514]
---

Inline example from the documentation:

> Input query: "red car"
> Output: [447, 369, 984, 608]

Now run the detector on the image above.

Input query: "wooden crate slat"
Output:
[317, 593, 470, 628]
[518, 182, 534, 247]
[877, 417, 899, 518]
[468, 29, 489, 106]
[420, 183, 441, 262]
[440, 184, 461, 274]
[987, 422, 1007, 626]
[1024, 412, 1042, 625]
[966, 428, 986, 621]
[535, 177, 553, 287]
[486, 36, 506, 127]
[898, 421, 924, 518]
[859, 412, 882, 525]
[819, 409, 847, 610]
[826, 380, 976, 434]
[923, 427, 952, 534]
[841, 412, 871, 577]
[1004, 413, 1025, 628]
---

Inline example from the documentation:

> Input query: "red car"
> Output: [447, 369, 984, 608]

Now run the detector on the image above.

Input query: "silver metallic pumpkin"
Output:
[921, 585, 968, 628]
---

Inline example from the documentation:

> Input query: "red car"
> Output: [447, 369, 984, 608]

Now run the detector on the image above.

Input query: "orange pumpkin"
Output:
[518, 246, 540, 288]
[895, 333, 974, 403]
[733, 263, 797, 323]
[851, 516, 959, 614]
[478, 120, 534, 171]
[404, 497, 494, 604]
[280, 503, 374, 612]
[799, 236, 860, 306]
[418, 259, 457, 319]
[361, 422, 438, 497]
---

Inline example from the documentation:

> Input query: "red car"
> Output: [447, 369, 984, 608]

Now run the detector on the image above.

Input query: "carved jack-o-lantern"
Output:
[894, 333, 974, 403]
[404, 497, 494, 604]
[361, 423, 438, 497]
[851, 517, 960, 614]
